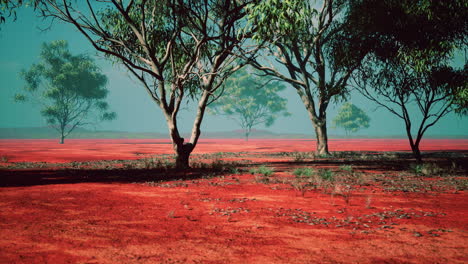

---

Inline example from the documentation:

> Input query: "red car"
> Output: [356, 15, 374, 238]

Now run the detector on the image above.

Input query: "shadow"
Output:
[0, 167, 239, 188]
[1, 151, 466, 188]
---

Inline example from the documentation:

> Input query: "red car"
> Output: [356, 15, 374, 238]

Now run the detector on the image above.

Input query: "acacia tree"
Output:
[15, 40, 115, 144]
[347, 0, 467, 161]
[332, 102, 370, 135]
[209, 67, 289, 141]
[243, 0, 366, 155]
[36, 0, 255, 168]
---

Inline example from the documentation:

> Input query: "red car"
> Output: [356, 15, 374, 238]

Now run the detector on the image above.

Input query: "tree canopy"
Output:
[16, 40, 115, 143]
[346, 0, 467, 161]
[243, 0, 365, 154]
[332, 102, 370, 135]
[35, 0, 256, 168]
[209, 67, 290, 141]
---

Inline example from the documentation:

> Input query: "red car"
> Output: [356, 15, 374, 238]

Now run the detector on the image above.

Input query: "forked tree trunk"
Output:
[404, 122, 423, 163]
[175, 143, 193, 169]
[314, 121, 329, 155]
[296, 89, 331, 156]
[165, 90, 210, 170]
[167, 125, 194, 170]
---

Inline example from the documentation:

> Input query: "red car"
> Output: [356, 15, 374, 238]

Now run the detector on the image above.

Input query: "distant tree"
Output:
[332, 102, 370, 135]
[209, 68, 290, 141]
[15, 40, 116, 144]
[346, 0, 467, 162]
[35, 0, 255, 169]
[243, 0, 368, 155]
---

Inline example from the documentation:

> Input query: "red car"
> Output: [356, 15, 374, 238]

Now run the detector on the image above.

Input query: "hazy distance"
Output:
[1, 8, 467, 138]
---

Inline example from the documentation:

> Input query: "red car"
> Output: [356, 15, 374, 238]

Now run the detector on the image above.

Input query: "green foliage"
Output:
[449, 67, 468, 115]
[0, 0, 41, 26]
[245, 0, 315, 44]
[339, 165, 353, 172]
[209, 67, 290, 140]
[293, 167, 315, 178]
[244, 0, 364, 154]
[319, 169, 334, 182]
[16, 40, 115, 143]
[332, 102, 370, 134]
[346, 0, 468, 160]
[250, 166, 274, 177]
[410, 163, 443, 176]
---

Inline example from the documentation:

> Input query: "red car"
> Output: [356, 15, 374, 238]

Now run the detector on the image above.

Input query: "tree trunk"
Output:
[175, 144, 192, 169]
[403, 118, 422, 163]
[314, 122, 329, 155]
[60, 135, 65, 144]
[411, 143, 422, 163]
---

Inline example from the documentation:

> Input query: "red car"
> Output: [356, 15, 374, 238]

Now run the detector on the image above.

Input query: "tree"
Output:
[243, 0, 366, 155]
[0, 0, 41, 26]
[332, 102, 370, 135]
[15, 40, 116, 144]
[36, 0, 255, 168]
[209, 67, 290, 141]
[346, 0, 468, 162]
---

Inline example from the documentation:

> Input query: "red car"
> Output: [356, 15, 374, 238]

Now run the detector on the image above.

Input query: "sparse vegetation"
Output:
[0, 155, 9, 163]
[293, 167, 315, 178]
[250, 166, 274, 177]
[319, 169, 335, 182]
[410, 162, 443, 176]
[339, 165, 353, 172]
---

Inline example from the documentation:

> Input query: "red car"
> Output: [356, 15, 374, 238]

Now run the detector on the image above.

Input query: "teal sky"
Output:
[0, 8, 466, 137]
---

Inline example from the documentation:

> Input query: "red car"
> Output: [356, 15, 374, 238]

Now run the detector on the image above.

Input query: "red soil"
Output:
[0, 139, 467, 263]
[1, 138, 467, 163]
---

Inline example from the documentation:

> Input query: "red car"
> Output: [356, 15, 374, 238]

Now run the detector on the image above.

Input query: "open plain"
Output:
[0, 139, 467, 263]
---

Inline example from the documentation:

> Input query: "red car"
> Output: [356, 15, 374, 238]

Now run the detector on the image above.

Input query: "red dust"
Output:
[1, 138, 467, 163]
[0, 139, 467, 263]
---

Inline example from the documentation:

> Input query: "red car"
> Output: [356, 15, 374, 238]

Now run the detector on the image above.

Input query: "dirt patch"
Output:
[0, 139, 467, 263]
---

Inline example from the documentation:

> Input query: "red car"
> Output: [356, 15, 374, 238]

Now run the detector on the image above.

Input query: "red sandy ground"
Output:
[0, 139, 467, 263]
[1, 138, 467, 163]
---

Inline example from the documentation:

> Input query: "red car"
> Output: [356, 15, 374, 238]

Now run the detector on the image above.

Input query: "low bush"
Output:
[293, 167, 315, 178]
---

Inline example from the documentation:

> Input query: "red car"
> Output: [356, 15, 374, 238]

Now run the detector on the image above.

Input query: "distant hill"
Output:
[0, 127, 466, 139]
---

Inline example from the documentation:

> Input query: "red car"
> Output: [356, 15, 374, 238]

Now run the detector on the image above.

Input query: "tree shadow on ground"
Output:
[0, 167, 243, 188]
[1, 151, 466, 187]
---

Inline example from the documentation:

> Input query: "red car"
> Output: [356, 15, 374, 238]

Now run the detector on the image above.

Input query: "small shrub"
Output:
[319, 169, 334, 181]
[0, 155, 9, 163]
[256, 166, 274, 177]
[339, 165, 353, 172]
[251, 166, 275, 184]
[410, 163, 443, 176]
[228, 167, 240, 174]
[293, 167, 315, 178]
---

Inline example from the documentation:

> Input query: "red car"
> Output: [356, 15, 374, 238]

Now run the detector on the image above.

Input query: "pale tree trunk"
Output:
[314, 120, 329, 155]
[296, 89, 330, 155]
[166, 119, 193, 170]
[164, 90, 210, 170]
[245, 126, 252, 141]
